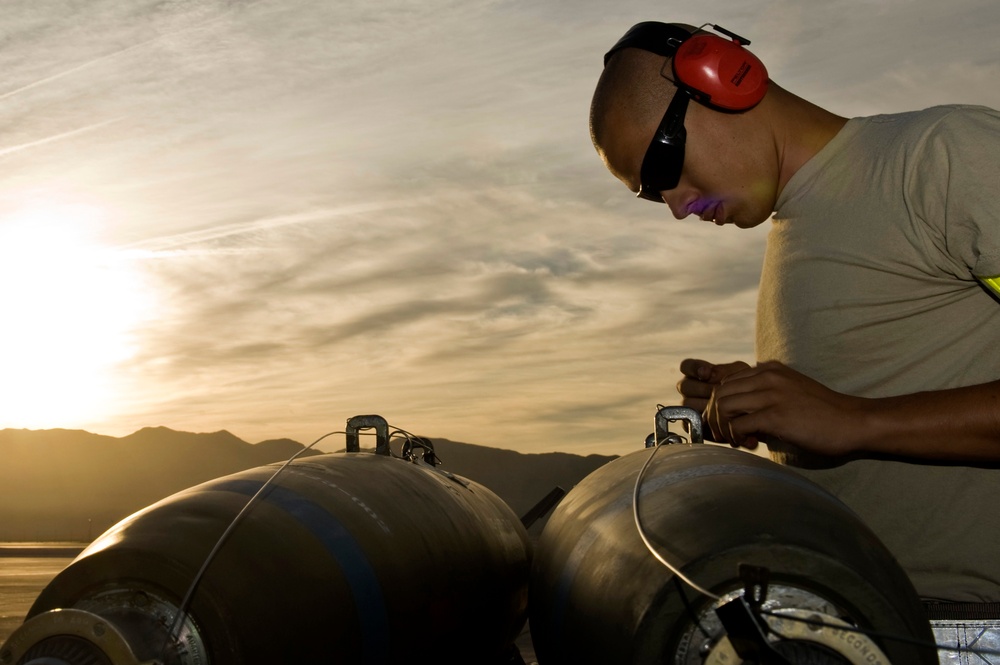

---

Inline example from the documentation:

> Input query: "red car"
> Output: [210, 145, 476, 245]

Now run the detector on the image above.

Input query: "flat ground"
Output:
[0, 555, 74, 644]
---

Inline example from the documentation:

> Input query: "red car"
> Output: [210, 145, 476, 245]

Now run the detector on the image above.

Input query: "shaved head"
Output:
[590, 23, 703, 182]
[589, 48, 677, 179]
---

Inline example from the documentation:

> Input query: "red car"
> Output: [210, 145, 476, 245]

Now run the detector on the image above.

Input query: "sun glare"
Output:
[0, 199, 152, 430]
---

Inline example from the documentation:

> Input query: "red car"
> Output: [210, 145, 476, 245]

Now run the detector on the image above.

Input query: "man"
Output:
[591, 21, 1000, 604]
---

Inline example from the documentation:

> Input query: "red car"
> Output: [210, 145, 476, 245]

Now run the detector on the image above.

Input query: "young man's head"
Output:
[590, 22, 795, 229]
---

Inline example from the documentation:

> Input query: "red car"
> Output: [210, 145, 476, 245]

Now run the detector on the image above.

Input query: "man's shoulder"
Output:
[858, 104, 998, 120]
[841, 105, 1000, 161]
[922, 104, 1000, 142]
[856, 104, 1000, 136]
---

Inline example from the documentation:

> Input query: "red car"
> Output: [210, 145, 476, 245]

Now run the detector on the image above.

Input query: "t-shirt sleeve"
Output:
[913, 106, 1000, 278]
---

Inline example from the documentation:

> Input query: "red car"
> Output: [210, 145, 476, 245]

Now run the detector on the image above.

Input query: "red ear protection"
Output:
[604, 22, 769, 112]
[673, 32, 768, 111]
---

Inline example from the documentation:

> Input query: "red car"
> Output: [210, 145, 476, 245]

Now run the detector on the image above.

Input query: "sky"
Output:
[1, 0, 999, 456]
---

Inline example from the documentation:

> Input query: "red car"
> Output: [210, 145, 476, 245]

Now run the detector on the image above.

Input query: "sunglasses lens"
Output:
[636, 91, 689, 203]
[638, 143, 684, 202]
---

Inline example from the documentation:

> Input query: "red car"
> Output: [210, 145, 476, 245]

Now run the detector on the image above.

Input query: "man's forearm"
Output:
[852, 382, 1000, 461]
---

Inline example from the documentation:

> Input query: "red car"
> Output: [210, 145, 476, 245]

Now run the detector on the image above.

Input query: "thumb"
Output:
[680, 358, 716, 381]
[708, 360, 752, 383]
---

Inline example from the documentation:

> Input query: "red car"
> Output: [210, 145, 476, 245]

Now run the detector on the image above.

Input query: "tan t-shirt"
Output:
[757, 105, 1000, 601]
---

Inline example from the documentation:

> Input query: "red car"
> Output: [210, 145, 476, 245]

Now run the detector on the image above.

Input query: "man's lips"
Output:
[697, 203, 724, 224]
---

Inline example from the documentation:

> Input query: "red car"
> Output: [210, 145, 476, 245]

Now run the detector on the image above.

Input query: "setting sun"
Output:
[0, 198, 152, 429]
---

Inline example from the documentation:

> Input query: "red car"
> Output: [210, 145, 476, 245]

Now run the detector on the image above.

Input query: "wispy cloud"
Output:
[126, 200, 431, 252]
[0, 119, 123, 158]
[0, 5, 237, 102]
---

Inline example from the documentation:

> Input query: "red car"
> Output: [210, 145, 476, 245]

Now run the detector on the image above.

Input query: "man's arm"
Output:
[677, 358, 1000, 462]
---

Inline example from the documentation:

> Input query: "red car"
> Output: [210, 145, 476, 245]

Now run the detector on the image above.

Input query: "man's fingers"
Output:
[707, 389, 771, 446]
[710, 360, 753, 383]
[679, 358, 715, 380]
[677, 377, 714, 399]
[679, 396, 709, 413]
[679, 358, 752, 381]
[725, 408, 774, 451]
[728, 433, 760, 451]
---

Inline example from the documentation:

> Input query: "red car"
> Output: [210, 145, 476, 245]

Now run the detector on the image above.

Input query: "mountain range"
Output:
[0, 427, 617, 542]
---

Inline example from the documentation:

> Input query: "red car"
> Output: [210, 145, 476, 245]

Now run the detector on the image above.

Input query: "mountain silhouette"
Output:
[0, 427, 615, 542]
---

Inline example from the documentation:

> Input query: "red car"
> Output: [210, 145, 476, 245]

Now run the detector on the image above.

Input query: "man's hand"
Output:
[677, 359, 867, 454]
[701, 361, 867, 454]
[676, 358, 752, 445]
[679, 359, 1000, 462]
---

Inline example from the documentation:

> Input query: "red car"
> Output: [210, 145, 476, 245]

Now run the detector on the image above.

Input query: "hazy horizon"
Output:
[3, 0, 1000, 456]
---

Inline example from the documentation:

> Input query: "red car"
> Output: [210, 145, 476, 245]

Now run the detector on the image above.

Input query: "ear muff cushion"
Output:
[673, 33, 768, 111]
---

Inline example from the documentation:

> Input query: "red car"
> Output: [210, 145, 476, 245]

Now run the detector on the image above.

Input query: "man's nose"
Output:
[663, 192, 688, 220]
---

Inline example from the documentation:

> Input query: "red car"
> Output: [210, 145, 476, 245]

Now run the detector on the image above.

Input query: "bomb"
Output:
[529, 407, 937, 665]
[1, 416, 530, 665]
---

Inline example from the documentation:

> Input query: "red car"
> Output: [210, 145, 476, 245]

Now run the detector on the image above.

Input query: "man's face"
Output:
[599, 89, 779, 229]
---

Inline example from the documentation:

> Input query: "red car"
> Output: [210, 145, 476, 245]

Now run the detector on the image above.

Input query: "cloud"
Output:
[106, 168, 763, 453]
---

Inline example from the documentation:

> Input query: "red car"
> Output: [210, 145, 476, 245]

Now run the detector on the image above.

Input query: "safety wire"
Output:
[633, 423, 1000, 661]
[389, 427, 443, 465]
[160, 428, 344, 659]
[632, 438, 720, 602]
[159, 423, 438, 659]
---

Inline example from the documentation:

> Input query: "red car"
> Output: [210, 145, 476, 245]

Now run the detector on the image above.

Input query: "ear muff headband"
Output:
[604, 22, 691, 64]
[604, 22, 769, 112]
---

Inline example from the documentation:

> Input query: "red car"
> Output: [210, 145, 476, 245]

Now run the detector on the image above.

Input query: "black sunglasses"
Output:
[637, 91, 690, 202]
